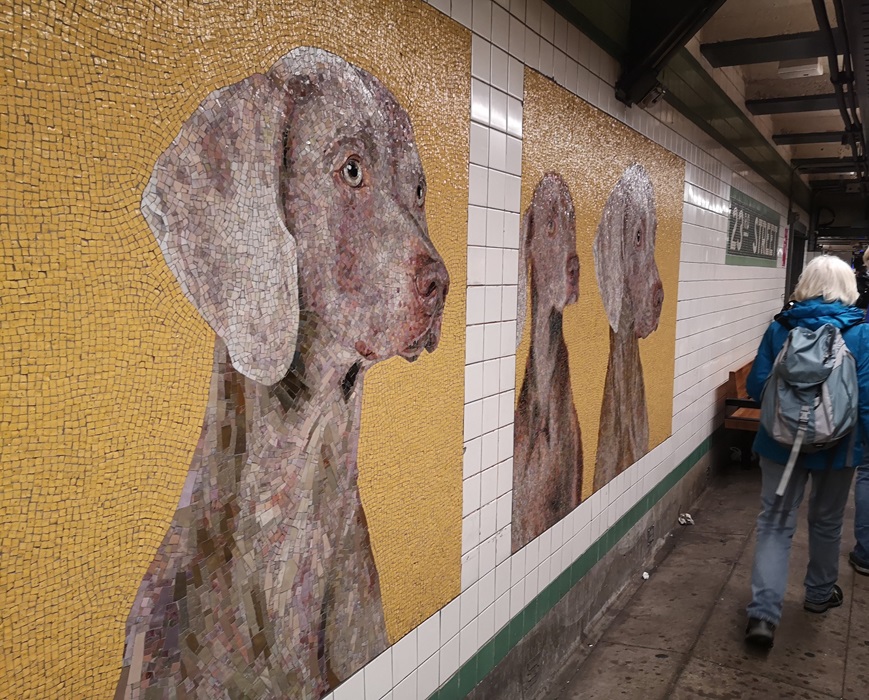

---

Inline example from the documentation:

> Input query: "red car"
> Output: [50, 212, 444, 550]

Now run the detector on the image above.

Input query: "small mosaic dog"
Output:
[117, 47, 449, 699]
[512, 173, 583, 551]
[593, 164, 663, 490]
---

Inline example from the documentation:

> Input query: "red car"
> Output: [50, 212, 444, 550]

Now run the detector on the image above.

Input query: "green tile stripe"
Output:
[724, 253, 778, 268]
[429, 435, 713, 700]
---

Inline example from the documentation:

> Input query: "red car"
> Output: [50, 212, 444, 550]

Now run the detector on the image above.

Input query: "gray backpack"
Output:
[760, 322, 858, 496]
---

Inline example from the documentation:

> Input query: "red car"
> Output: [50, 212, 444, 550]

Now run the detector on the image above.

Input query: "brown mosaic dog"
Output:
[512, 173, 583, 551]
[117, 47, 449, 699]
[593, 164, 663, 491]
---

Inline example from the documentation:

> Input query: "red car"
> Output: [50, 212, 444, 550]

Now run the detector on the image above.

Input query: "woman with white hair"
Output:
[744, 254, 869, 648]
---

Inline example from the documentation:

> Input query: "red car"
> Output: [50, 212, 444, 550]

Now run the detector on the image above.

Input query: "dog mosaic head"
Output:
[141, 47, 449, 384]
[593, 163, 663, 339]
[516, 173, 580, 346]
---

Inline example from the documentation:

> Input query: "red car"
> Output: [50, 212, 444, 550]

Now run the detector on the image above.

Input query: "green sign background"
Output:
[726, 187, 781, 267]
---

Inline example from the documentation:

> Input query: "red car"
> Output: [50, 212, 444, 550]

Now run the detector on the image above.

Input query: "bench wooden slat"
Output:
[729, 407, 760, 420]
[725, 417, 762, 432]
[724, 360, 760, 433]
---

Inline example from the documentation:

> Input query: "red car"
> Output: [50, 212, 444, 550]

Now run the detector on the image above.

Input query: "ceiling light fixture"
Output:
[777, 58, 824, 79]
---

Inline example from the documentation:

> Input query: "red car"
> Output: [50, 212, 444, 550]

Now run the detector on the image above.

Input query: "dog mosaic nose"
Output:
[415, 258, 449, 310]
[654, 280, 664, 310]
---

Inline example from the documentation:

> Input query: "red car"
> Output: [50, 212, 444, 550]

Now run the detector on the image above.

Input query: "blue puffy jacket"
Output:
[747, 297, 869, 469]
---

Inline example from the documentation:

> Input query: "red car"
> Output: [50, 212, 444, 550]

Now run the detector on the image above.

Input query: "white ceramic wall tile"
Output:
[364, 650, 393, 700]
[439, 633, 461, 683]
[452, 0, 473, 28]
[539, 39, 554, 77]
[538, 1, 554, 42]
[492, 3, 510, 47]
[524, 27, 540, 69]
[393, 671, 416, 700]
[473, 0, 492, 39]
[427, 0, 450, 14]
[333, 667, 364, 700]
[506, 96, 522, 137]
[525, 0, 540, 31]
[471, 79, 490, 123]
[506, 58, 522, 100]
[417, 654, 439, 698]
[469, 164, 488, 207]
[490, 89, 508, 131]
[509, 0, 525, 21]
[491, 46, 510, 93]
[472, 34, 491, 81]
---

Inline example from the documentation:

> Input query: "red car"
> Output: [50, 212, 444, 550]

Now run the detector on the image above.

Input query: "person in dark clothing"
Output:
[744, 255, 869, 649]
[853, 249, 869, 310]
[852, 249, 869, 576]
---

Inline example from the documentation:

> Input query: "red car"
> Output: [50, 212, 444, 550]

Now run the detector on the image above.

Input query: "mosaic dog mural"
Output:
[593, 164, 663, 490]
[117, 47, 449, 699]
[512, 173, 583, 551]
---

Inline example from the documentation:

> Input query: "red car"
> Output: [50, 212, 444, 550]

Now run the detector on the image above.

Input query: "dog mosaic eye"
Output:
[341, 157, 363, 187]
[635, 226, 642, 246]
[416, 179, 426, 207]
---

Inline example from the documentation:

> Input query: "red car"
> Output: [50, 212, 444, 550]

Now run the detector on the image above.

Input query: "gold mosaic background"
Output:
[0, 1, 468, 696]
[517, 69, 684, 501]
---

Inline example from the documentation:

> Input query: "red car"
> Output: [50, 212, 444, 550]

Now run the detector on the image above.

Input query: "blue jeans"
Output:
[854, 465, 869, 563]
[747, 456, 855, 625]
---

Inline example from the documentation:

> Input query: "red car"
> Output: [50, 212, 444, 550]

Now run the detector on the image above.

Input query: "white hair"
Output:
[793, 254, 859, 305]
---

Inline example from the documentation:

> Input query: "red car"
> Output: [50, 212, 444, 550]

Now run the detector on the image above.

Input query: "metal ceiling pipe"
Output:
[810, 0, 868, 189]
[832, 0, 862, 127]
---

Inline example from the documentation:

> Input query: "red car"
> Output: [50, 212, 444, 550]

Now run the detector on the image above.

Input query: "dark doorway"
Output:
[785, 220, 808, 300]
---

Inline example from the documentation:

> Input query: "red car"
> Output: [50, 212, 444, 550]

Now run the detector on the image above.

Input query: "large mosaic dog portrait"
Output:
[517, 67, 682, 515]
[117, 46, 449, 699]
[593, 164, 663, 490]
[512, 173, 583, 551]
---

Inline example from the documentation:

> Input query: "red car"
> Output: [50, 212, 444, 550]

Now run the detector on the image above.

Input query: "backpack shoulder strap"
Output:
[774, 313, 793, 331]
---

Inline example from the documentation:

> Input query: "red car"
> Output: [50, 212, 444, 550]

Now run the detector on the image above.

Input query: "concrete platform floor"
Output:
[544, 467, 869, 700]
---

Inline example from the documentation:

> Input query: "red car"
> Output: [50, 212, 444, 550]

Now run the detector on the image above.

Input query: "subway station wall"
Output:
[0, 1, 791, 699]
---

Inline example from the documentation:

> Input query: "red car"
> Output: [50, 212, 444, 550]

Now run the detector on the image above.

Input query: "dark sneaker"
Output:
[804, 584, 844, 613]
[849, 551, 869, 576]
[745, 617, 775, 649]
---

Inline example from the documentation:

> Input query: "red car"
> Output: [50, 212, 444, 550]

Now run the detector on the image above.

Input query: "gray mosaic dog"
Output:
[512, 173, 583, 551]
[117, 47, 449, 700]
[593, 164, 663, 491]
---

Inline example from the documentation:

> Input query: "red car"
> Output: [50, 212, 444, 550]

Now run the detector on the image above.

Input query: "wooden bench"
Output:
[724, 360, 761, 432]
[723, 360, 760, 466]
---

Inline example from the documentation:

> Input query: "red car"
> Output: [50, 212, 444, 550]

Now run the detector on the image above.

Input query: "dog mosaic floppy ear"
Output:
[141, 72, 299, 385]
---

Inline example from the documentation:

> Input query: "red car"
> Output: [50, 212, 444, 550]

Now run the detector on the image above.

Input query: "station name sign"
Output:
[726, 187, 781, 267]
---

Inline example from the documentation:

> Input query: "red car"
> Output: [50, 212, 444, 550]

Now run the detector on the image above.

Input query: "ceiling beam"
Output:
[793, 156, 863, 173]
[700, 28, 844, 67]
[816, 227, 869, 240]
[809, 178, 862, 190]
[843, 0, 869, 150]
[794, 157, 860, 166]
[745, 93, 839, 114]
[772, 131, 846, 145]
[614, 0, 727, 106]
